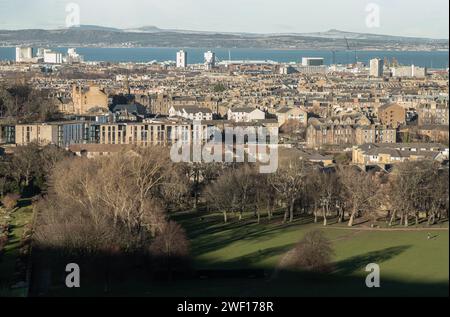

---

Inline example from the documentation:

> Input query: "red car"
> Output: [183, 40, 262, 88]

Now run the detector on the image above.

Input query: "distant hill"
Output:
[125, 26, 163, 33]
[294, 29, 444, 42]
[66, 25, 123, 32]
[0, 26, 447, 50]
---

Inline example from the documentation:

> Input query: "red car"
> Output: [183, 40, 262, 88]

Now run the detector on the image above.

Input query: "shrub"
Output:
[281, 230, 335, 272]
[0, 234, 8, 254]
[1, 193, 21, 210]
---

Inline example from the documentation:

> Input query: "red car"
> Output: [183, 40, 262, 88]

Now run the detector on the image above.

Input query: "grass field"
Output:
[177, 212, 449, 296]
[0, 200, 33, 297]
[41, 211, 449, 297]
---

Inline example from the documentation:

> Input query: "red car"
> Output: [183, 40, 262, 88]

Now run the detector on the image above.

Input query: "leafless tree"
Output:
[205, 164, 258, 223]
[309, 170, 340, 226]
[182, 162, 223, 211]
[388, 161, 447, 227]
[280, 230, 334, 272]
[34, 147, 184, 256]
[0, 84, 61, 123]
[149, 221, 190, 281]
[269, 161, 309, 223]
[10, 143, 41, 188]
[337, 166, 379, 227]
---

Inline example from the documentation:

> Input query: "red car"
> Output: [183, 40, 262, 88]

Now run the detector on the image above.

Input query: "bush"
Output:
[280, 230, 335, 272]
[149, 221, 190, 277]
[0, 234, 8, 254]
[1, 193, 21, 210]
[150, 221, 190, 259]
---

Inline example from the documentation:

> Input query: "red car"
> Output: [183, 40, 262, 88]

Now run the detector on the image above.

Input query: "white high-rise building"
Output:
[302, 57, 324, 66]
[43, 50, 63, 64]
[176, 50, 187, 68]
[369, 58, 384, 77]
[15, 47, 33, 63]
[204, 51, 216, 70]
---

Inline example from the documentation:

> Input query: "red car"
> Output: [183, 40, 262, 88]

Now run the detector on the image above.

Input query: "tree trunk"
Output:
[389, 210, 397, 227]
[428, 213, 435, 226]
[313, 202, 318, 223]
[223, 211, 228, 223]
[348, 206, 357, 227]
[256, 208, 261, 224]
[268, 205, 273, 221]
[283, 207, 289, 224]
[404, 214, 409, 227]
[338, 208, 345, 223]
[348, 213, 355, 227]
[193, 190, 199, 211]
[289, 198, 295, 223]
[415, 213, 419, 226]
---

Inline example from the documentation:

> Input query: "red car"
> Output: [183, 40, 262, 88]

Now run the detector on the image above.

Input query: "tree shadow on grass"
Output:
[197, 244, 295, 270]
[189, 222, 301, 257]
[333, 245, 412, 276]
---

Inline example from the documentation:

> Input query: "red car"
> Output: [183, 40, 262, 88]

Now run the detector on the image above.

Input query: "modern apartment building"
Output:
[176, 50, 187, 68]
[15, 122, 88, 147]
[204, 51, 216, 70]
[15, 47, 33, 63]
[369, 58, 384, 77]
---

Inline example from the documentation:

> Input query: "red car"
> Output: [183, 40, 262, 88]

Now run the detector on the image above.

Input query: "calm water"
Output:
[0, 47, 448, 68]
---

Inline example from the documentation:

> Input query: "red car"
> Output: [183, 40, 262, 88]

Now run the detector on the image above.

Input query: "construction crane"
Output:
[344, 37, 358, 65]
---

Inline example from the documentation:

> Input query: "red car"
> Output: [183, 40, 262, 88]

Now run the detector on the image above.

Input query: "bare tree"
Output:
[270, 161, 309, 223]
[10, 143, 41, 188]
[205, 168, 235, 223]
[388, 161, 447, 227]
[183, 162, 222, 211]
[1, 83, 61, 123]
[308, 169, 340, 226]
[149, 221, 190, 281]
[34, 147, 181, 256]
[337, 166, 378, 227]
[205, 164, 257, 223]
[280, 230, 334, 272]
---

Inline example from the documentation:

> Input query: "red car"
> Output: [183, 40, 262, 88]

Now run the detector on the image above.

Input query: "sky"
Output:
[0, 0, 448, 39]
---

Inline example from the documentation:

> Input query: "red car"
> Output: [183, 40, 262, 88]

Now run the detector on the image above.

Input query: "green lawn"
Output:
[174, 212, 449, 296]
[36, 211, 449, 297]
[0, 201, 33, 297]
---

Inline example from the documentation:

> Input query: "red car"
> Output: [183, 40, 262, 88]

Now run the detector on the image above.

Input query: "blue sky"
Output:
[0, 0, 448, 38]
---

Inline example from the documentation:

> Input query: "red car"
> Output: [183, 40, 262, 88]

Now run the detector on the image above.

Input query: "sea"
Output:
[0, 47, 448, 68]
